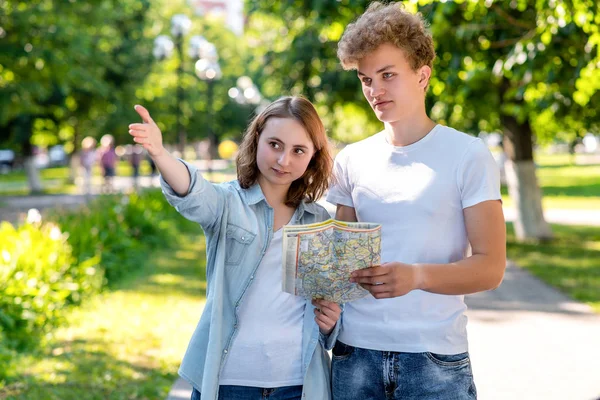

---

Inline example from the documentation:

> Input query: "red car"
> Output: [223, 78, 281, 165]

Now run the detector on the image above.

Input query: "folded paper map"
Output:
[282, 219, 381, 303]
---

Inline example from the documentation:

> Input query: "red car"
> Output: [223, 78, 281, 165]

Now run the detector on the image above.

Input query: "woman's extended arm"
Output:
[129, 105, 190, 196]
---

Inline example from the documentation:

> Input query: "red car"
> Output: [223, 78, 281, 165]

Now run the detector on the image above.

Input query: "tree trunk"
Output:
[501, 114, 553, 240]
[209, 133, 220, 160]
[24, 156, 43, 194]
[19, 128, 43, 195]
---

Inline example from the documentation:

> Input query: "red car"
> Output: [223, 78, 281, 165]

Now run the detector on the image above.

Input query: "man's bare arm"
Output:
[335, 205, 358, 222]
[416, 199, 506, 294]
[351, 200, 506, 297]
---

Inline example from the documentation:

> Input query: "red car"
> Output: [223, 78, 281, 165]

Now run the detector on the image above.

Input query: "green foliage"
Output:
[324, 102, 382, 144]
[0, 0, 154, 155]
[247, 0, 380, 142]
[0, 220, 102, 375]
[49, 189, 195, 285]
[0, 189, 197, 378]
[2, 232, 204, 399]
[134, 0, 256, 148]
[420, 0, 600, 142]
[249, 1, 599, 145]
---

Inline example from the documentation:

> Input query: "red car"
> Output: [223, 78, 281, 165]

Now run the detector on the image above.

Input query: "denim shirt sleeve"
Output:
[160, 159, 225, 231]
[318, 303, 344, 350]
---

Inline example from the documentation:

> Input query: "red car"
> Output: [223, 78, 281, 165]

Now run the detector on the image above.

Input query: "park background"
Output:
[1, 0, 599, 399]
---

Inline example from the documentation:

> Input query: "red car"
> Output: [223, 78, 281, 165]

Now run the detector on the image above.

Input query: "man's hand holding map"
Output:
[282, 219, 381, 303]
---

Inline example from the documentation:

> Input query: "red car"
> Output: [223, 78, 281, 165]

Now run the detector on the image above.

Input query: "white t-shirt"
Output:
[219, 229, 305, 387]
[326, 124, 501, 354]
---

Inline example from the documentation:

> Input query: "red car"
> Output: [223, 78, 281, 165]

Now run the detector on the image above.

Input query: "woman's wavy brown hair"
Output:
[236, 96, 333, 208]
[337, 1, 436, 73]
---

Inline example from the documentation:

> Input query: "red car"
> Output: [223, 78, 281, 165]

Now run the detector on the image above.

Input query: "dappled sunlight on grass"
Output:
[4, 233, 207, 399]
[174, 248, 204, 261]
[500, 156, 600, 209]
[122, 238, 208, 299]
[501, 195, 600, 209]
[507, 223, 600, 312]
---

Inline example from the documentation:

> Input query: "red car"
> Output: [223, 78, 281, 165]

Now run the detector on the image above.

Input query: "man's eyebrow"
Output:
[357, 65, 395, 77]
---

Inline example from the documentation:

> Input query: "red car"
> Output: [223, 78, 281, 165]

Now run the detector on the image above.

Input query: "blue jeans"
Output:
[191, 385, 303, 400]
[332, 341, 477, 400]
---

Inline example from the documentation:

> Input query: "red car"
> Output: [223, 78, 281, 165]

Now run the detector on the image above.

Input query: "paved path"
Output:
[0, 175, 161, 225]
[466, 262, 600, 400]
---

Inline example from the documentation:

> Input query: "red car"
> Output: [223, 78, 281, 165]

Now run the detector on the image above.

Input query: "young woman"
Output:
[128, 96, 341, 400]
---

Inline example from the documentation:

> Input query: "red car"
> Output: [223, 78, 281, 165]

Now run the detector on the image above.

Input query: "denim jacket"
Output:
[160, 160, 339, 400]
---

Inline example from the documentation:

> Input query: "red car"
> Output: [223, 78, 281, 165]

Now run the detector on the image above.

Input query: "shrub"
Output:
[0, 220, 102, 376]
[0, 189, 199, 376]
[50, 189, 194, 285]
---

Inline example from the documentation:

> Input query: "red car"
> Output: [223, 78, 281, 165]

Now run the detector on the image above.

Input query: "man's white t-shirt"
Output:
[326, 124, 501, 354]
[219, 229, 305, 387]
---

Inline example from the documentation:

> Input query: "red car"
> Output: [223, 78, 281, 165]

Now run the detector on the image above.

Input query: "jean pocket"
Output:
[224, 224, 256, 265]
[191, 388, 201, 400]
[332, 341, 354, 360]
[425, 352, 471, 367]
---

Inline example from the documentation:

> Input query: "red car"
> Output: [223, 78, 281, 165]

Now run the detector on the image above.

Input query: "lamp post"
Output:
[228, 76, 262, 106]
[153, 14, 192, 154]
[194, 38, 222, 158]
[193, 37, 222, 177]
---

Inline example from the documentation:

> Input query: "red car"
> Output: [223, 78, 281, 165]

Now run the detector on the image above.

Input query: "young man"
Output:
[326, 3, 506, 399]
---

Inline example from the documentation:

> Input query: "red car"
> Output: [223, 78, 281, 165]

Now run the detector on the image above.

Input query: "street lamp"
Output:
[228, 76, 262, 106]
[193, 37, 222, 176]
[153, 14, 192, 154]
[192, 36, 223, 158]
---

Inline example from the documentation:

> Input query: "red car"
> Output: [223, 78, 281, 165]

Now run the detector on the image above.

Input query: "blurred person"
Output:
[128, 97, 342, 400]
[80, 136, 97, 195]
[99, 134, 117, 193]
[147, 152, 157, 176]
[327, 3, 506, 399]
[129, 144, 143, 188]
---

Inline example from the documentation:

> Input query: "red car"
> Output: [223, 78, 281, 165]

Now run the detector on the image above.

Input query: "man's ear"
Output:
[419, 65, 432, 89]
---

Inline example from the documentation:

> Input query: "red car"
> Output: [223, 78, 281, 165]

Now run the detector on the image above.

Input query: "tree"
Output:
[417, 0, 599, 240]
[0, 0, 154, 193]
[250, 0, 600, 241]
[246, 0, 381, 142]
[133, 1, 257, 156]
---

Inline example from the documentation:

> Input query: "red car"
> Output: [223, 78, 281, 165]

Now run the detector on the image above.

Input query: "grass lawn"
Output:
[0, 166, 78, 196]
[1, 232, 207, 400]
[501, 153, 600, 209]
[507, 222, 600, 313]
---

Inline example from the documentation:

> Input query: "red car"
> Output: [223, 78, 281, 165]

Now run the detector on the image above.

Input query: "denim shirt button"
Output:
[224, 349, 228, 354]
[250, 275, 254, 280]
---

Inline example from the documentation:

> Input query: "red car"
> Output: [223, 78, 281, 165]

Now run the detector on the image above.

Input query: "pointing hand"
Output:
[128, 105, 165, 158]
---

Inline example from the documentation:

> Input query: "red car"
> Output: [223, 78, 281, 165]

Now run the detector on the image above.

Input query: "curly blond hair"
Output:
[236, 96, 333, 208]
[337, 2, 436, 72]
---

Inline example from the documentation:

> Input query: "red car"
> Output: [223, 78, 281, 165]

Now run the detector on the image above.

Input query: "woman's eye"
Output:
[383, 72, 394, 79]
[294, 148, 305, 154]
[362, 78, 372, 85]
[269, 142, 280, 149]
